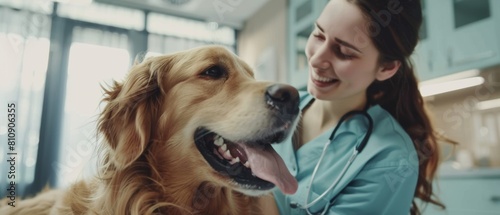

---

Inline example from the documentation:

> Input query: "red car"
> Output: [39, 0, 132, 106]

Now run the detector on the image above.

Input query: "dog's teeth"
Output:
[243, 161, 250, 168]
[214, 136, 224, 146]
[224, 150, 232, 159]
[220, 144, 227, 151]
[231, 157, 240, 163]
[213, 148, 224, 160]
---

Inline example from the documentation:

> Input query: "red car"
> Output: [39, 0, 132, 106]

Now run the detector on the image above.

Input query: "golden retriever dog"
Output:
[0, 45, 299, 215]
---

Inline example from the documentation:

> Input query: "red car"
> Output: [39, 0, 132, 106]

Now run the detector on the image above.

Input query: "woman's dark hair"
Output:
[346, 0, 457, 214]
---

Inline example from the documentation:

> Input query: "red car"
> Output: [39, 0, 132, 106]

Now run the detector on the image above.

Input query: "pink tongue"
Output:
[238, 143, 298, 194]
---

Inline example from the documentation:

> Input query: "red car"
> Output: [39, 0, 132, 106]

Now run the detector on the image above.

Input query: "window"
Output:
[57, 2, 145, 31]
[147, 12, 236, 54]
[56, 42, 130, 188]
[0, 6, 51, 196]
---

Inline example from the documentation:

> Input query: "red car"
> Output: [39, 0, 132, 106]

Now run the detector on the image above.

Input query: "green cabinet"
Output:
[413, 0, 500, 81]
[412, 0, 446, 81]
[287, 0, 328, 89]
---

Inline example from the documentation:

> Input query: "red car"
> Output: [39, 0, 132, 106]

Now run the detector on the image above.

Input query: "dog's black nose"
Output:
[265, 84, 299, 115]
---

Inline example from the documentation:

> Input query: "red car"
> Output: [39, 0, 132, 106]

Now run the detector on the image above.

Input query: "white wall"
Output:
[237, 0, 288, 84]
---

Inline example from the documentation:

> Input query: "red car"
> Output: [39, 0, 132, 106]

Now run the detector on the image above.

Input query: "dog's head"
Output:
[98, 45, 299, 196]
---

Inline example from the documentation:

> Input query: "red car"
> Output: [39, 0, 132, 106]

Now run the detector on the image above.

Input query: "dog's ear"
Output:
[98, 56, 173, 169]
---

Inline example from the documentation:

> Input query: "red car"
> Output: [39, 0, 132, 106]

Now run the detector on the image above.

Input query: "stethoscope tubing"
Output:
[292, 110, 373, 215]
[304, 149, 359, 215]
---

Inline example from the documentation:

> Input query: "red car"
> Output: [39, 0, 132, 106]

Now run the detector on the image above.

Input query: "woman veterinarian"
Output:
[262, 0, 456, 214]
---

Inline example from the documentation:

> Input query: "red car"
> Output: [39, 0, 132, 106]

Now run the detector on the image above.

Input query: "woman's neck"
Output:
[296, 93, 368, 149]
[309, 96, 367, 130]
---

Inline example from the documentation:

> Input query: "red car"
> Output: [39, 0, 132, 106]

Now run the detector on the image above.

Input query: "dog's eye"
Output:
[201, 65, 226, 79]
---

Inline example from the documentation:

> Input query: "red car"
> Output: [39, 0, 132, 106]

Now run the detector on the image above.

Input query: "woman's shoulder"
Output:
[361, 105, 418, 169]
[369, 105, 412, 144]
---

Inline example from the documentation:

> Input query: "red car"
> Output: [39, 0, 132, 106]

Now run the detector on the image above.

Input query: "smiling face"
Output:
[305, 0, 395, 106]
[99, 45, 300, 201]
[158, 46, 300, 196]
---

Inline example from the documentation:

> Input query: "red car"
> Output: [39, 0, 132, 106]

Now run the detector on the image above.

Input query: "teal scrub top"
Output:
[272, 92, 419, 215]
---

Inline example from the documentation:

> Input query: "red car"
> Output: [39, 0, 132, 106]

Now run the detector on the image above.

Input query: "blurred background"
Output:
[0, 0, 499, 214]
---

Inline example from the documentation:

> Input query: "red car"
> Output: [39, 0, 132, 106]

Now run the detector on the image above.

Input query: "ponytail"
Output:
[367, 59, 456, 215]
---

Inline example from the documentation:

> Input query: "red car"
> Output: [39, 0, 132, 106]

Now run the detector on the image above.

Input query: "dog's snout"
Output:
[265, 84, 299, 115]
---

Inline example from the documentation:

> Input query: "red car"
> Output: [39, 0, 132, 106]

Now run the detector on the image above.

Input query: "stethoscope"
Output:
[289, 110, 373, 215]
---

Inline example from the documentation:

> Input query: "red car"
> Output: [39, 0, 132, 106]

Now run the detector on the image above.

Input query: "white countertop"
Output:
[437, 163, 500, 179]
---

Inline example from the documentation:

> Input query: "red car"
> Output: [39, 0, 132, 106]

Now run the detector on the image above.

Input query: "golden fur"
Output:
[0, 45, 297, 215]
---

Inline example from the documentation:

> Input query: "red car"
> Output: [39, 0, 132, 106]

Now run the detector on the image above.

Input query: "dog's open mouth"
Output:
[194, 128, 297, 195]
